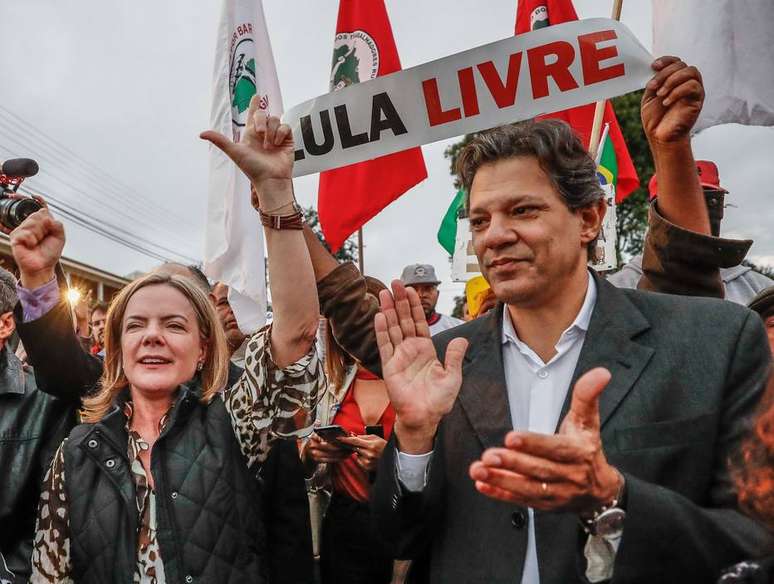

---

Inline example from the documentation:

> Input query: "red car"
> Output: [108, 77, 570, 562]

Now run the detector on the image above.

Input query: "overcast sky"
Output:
[2, 0, 772, 313]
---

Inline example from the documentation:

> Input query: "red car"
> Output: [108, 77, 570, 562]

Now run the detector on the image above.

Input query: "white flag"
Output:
[653, 0, 774, 132]
[204, 0, 282, 333]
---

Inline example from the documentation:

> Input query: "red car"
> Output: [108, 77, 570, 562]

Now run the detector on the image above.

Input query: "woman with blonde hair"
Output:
[19, 100, 324, 583]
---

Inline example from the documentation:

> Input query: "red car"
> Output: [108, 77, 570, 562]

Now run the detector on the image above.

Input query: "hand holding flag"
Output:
[641, 57, 705, 145]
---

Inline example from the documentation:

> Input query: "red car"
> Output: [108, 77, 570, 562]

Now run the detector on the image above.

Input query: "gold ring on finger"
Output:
[541, 482, 548, 495]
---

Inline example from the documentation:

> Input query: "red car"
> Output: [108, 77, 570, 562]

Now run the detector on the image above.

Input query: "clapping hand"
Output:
[375, 280, 468, 454]
[469, 368, 622, 514]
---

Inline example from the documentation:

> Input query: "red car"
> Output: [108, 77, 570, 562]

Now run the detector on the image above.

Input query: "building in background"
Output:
[0, 234, 128, 302]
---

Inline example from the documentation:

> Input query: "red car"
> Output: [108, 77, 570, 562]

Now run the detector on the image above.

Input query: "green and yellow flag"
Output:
[596, 129, 618, 188]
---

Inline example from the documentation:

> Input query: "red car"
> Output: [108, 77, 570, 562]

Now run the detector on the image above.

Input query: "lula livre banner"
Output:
[285, 18, 652, 177]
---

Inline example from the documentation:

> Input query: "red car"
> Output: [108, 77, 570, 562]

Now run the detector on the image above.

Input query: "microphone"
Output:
[0, 158, 39, 178]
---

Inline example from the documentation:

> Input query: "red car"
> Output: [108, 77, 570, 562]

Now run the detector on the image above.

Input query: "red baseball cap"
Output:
[648, 160, 728, 200]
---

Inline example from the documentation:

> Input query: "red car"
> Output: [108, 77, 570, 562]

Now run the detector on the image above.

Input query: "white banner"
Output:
[592, 183, 617, 273]
[204, 0, 282, 333]
[286, 18, 652, 177]
[451, 218, 482, 283]
[653, 0, 774, 132]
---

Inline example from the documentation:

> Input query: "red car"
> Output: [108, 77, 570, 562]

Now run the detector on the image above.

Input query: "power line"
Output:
[19, 184, 188, 264]
[25, 183, 199, 263]
[0, 137, 197, 254]
[0, 108, 199, 244]
[0, 117, 198, 251]
[0, 143, 200, 263]
[0, 104, 192, 222]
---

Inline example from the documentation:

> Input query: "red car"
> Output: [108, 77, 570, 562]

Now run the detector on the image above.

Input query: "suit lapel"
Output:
[457, 307, 513, 450]
[538, 277, 655, 579]
[558, 274, 654, 431]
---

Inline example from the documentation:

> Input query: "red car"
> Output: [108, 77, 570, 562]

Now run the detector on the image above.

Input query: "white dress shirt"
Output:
[397, 272, 617, 583]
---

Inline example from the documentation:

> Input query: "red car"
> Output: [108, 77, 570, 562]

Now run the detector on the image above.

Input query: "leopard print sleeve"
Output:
[30, 442, 73, 583]
[223, 324, 326, 468]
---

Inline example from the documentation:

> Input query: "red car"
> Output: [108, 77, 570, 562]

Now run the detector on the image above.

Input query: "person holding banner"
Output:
[23, 100, 324, 584]
[370, 58, 773, 584]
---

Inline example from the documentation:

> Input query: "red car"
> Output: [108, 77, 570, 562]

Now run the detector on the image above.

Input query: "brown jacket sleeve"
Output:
[639, 201, 752, 298]
[317, 262, 385, 377]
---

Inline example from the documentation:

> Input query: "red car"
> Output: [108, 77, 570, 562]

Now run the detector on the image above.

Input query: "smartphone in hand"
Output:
[365, 425, 384, 439]
[315, 425, 353, 449]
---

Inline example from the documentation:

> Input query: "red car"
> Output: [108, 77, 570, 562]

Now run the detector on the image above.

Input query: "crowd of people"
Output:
[0, 55, 772, 584]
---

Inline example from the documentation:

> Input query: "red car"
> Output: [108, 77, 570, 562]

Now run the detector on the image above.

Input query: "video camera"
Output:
[0, 158, 43, 229]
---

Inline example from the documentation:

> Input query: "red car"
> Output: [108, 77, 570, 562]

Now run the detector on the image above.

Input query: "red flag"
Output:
[515, 0, 640, 202]
[317, 0, 427, 252]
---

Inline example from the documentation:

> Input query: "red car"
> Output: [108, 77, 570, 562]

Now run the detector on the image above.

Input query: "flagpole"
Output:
[595, 123, 611, 166]
[588, 0, 624, 158]
[357, 228, 365, 273]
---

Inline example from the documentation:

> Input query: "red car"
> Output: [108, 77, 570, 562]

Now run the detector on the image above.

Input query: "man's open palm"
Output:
[376, 281, 468, 432]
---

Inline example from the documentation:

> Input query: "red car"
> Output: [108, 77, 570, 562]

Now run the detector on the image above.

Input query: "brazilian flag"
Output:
[597, 132, 617, 188]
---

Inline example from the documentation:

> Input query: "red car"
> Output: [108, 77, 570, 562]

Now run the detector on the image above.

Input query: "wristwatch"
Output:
[580, 472, 626, 538]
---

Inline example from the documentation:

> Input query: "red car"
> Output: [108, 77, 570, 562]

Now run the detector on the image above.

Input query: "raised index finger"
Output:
[374, 312, 394, 363]
[379, 286, 404, 348]
[392, 280, 417, 339]
[406, 286, 431, 338]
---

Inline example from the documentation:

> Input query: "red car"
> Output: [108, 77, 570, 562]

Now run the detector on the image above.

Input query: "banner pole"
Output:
[588, 0, 625, 158]
[357, 228, 365, 273]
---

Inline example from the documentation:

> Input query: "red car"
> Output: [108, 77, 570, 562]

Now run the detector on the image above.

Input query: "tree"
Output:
[443, 92, 653, 262]
[444, 136, 472, 190]
[743, 259, 774, 279]
[303, 207, 359, 264]
[451, 294, 466, 320]
[610, 90, 651, 260]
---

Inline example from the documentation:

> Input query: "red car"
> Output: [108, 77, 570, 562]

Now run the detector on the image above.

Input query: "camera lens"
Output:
[0, 197, 42, 229]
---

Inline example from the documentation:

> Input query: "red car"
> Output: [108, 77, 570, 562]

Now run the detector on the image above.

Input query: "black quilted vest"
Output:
[62, 385, 267, 584]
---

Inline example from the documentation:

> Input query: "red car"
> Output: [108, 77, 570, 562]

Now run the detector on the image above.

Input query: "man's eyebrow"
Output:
[469, 193, 543, 214]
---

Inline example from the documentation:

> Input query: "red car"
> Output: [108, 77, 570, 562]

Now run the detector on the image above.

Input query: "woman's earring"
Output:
[196, 361, 204, 372]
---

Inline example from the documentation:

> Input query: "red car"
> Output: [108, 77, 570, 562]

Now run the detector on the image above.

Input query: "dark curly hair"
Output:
[456, 119, 605, 258]
[734, 373, 774, 529]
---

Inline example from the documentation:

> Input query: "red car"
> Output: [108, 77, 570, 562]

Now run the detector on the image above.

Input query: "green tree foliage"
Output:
[303, 207, 359, 264]
[444, 135, 473, 190]
[610, 90, 651, 260]
[451, 294, 466, 320]
[743, 259, 774, 279]
[443, 92, 652, 261]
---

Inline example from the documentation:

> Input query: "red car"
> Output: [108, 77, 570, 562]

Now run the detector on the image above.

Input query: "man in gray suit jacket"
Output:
[371, 58, 772, 583]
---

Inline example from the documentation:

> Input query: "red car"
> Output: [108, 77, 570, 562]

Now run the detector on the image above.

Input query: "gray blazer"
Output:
[372, 273, 773, 584]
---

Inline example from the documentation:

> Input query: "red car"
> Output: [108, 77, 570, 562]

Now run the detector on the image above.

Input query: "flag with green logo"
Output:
[437, 189, 465, 255]
[204, 0, 282, 333]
